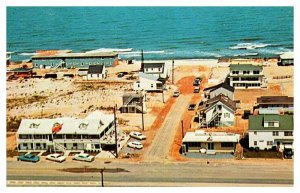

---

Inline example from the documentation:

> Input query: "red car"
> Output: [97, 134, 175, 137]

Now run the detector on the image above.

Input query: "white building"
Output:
[278, 52, 293, 66]
[198, 94, 237, 127]
[182, 130, 240, 154]
[16, 111, 124, 153]
[248, 114, 293, 151]
[86, 65, 107, 80]
[133, 72, 166, 92]
[255, 96, 293, 115]
[143, 62, 169, 78]
[228, 64, 267, 89]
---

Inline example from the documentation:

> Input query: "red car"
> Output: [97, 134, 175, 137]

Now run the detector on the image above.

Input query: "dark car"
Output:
[283, 148, 293, 159]
[193, 79, 200, 86]
[188, 104, 196, 111]
[17, 153, 40, 163]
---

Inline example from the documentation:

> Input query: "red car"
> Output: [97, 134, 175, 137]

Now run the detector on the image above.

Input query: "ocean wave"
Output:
[229, 43, 270, 50]
[85, 48, 133, 53]
[19, 52, 39, 56]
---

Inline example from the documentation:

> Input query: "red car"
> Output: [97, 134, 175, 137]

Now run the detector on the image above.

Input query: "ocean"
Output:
[7, 7, 293, 62]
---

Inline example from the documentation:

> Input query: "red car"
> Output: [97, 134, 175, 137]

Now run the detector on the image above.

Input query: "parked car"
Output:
[188, 104, 196, 110]
[17, 153, 40, 163]
[283, 148, 293, 159]
[173, 91, 180, 97]
[46, 153, 66, 163]
[73, 153, 95, 162]
[129, 131, 146, 140]
[193, 79, 200, 86]
[194, 87, 200, 93]
[127, 141, 143, 149]
[195, 77, 202, 82]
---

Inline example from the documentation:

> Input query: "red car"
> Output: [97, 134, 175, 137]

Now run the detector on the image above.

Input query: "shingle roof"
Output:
[183, 131, 240, 143]
[205, 94, 237, 112]
[248, 114, 293, 131]
[204, 82, 234, 92]
[88, 65, 104, 74]
[257, 96, 294, 105]
[230, 64, 262, 71]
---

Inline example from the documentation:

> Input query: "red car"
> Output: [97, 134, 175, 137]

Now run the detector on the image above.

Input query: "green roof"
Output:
[249, 114, 293, 131]
[230, 64, 262, 71]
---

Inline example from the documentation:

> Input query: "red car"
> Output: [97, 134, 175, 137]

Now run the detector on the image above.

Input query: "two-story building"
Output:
[133, 72, 166, 92]
[198, 94, 237, 127]
[120, 92, 147, 113]
[143, 62, 169, 78]
[248, 114, 293, 151]
[254, 96, 293, 115]
[16, 111, 123, 153]
[228, 64, 267, 89]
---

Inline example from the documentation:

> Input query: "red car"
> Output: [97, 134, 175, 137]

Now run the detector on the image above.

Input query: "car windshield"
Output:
[26, 154, 34, 158]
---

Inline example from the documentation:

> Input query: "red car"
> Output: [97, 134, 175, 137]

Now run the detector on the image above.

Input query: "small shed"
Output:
[87, 65, 106, 80]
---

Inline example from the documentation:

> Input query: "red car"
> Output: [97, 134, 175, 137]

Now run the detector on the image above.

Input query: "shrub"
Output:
[255, 147, 259, 152]
[249, 147, 255, 151]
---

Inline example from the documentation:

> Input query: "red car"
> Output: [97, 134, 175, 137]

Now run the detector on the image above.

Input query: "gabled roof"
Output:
[230, 64, 262, 71]
[203, 82, 234, 92]
[139, 72, 160, 82]
[257, 96, 293, 105]
[205, 94, 237, 112]
[88, 65, 104, 74]
[249, 114, 293, 131]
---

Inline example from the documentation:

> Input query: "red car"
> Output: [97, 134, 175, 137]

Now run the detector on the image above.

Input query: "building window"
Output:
[81, 63, 84, 66]
[284, 131, 293, 136]
[253, 70, 260, 74]
[158, 68, 161, 71]
[151, 84, 154, 88]
[268, 122, 275, 127]
[146, 68, 148, 71]
[137, 84, 140, 88]
[254, 131, 257, 135]
[35, 64, 38, 67]
[188, 142, 201, 147]
[243, 70, 250, 74]
[151, 68, 153, 71]
[232, 71, 239, 74]
[221, 142, 234, 147]
[254, 141, 257, 146]
[224, 113, 230, 118]
[267, 141, 273, 146]
[233, 77, 239, 81]
[272, 131, 279, 136]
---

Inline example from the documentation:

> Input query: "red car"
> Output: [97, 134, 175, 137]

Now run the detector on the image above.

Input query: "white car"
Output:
[129, 131, 146, 140]
[72, 153, 95, 162]
[46, 153, 66, 163]
[127, 141, 143, 149]
[173, 91, 180, 97]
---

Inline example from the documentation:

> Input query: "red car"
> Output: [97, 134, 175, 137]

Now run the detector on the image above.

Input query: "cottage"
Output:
[16, 111, 122, 153]
[278, 52, 293, 66]
[182, 130, 240, 154]
[254, 96, 293, 115]
[86, 65, 106, 80]
[203, 82, 234, 100]
[133, 72, 166, 92]
[9, 67, 33, 79]
[228, 64, 267, 89]
[120, 92, 147, 113]
[142, 62, 169, 78]
[32, 52, 118, 69]
[198, 94, 237, 127]
[248, 114, 293, 151]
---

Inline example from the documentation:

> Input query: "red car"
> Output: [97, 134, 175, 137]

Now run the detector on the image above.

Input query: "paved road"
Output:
[7, 159, 293, 187]
[143, 95, 192, 160]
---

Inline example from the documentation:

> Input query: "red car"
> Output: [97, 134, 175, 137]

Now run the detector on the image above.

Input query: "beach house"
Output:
[248, 114, 293, 151]
[278, 52, 293, 66]
[182, 130, 240, 154]
[203, 82, 234, 100]
[133, 72, 167, 92]
[198, 94, 237, 127]
[120, 92, 147, 113]
[16, 111, 124, 153]
[32, 52, 118, 69]
[254, 96, 293, 115]
[86, 65, 107, 80]
[142, 62, 169, 78]
[228, 64, 267, 89]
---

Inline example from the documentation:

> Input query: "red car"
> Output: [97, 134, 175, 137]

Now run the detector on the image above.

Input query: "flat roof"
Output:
[32, 52, 118, 59]
[257, 96, 293, 105]
[249, 114, 293, 131]
[230, 64, 262, 71]
[280, 52, 293, 60]
[183, 130, 240, 143]
[17, 111, 114, 135]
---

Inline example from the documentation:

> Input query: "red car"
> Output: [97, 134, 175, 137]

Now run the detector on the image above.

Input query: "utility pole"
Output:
[100, 168, 105, 187]
[141, 98, 145, 131]
[141, 49, 144, 72]
[172, 59, 174, 84]
[181, 120, 184, 139]
[113, 105, 118, 158]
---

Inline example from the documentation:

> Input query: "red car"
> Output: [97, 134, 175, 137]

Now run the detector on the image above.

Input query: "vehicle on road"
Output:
[46, 153, 66, 163]
[173, 91, 180, 97]
[194, 87, 200, 93]
[72, 153, 95, 162]
[188, 104, 196, 110]
[17, 153, 40, 163]
[193, 79, 200, 86]
[283, 148, 293, 159]
[117, 72, 128, 78]
[129, 131, 146, 140]
[127, 141, 143, 149]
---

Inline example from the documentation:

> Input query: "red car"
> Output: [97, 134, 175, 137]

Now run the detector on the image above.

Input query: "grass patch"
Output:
[7, 95, 48, 109]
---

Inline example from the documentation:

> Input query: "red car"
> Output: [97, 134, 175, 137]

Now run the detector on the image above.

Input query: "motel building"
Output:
[31, 52, 118, 69]
[16, 111, 123, 153]
[182, 130, 240, 154]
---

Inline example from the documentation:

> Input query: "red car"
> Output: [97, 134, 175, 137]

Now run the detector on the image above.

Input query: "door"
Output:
[208, 143, 214, 150]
